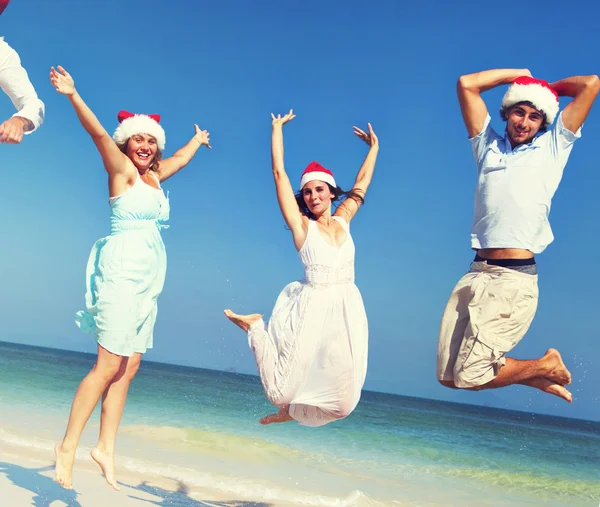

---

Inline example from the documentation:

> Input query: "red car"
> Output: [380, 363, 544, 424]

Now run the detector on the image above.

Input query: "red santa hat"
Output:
[501, 76, 559, 126]
[0, 0, 10, 15]
[300, 161, 336, 189]
[112, 110, 166, 150]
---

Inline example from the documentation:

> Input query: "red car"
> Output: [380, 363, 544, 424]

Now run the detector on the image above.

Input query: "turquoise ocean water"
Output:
[0, 340, 598, 506]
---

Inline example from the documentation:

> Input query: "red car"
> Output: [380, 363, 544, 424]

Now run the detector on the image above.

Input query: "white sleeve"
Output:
[537, 111, 582, 195]
[548, 110, 582, 158]
[468, 114, 502, 171]
[0, 40, 45, 133]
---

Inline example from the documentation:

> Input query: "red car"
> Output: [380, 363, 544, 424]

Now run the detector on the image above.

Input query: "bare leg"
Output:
[91, 353, 142, 491]
[55, 345, 122, 489]
[475, 349, 571, 389]
[223, 309, 262, 332]
[260, 406, 294, 425]
[443, 372, 572, 402]
[454, 349, 572, 403]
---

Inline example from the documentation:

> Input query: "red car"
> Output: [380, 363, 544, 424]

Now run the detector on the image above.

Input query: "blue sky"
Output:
[1, 0, 599, 421]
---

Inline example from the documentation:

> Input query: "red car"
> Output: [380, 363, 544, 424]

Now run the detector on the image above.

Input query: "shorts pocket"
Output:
[469, 276, 521, 325]
[476, 332, 514, 362]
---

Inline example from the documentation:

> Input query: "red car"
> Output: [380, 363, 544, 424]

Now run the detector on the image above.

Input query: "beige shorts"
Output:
[436, 261, 539, 388]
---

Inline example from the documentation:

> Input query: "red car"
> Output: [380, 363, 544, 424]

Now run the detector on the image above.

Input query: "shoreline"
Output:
[2, 338, 598, 426]
[1, 340, 598, 507]
[0, 440, 289, 507]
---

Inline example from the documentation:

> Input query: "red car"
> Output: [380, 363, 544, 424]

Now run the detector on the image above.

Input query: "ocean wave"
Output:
[120, 424, 303, 463]
[120, 456, 388, 507]
[430, 465, 600, 501]
[2, 424, 596, 505]
[117, 424, 600, 502]
[0, 427, 396, 507]
[0, 428, 54, 452]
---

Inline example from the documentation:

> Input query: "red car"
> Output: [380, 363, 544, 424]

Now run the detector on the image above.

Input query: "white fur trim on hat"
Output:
[501, 81, 559, 126]
[112, 115, 166, 150]
[300, 171, 336, 189]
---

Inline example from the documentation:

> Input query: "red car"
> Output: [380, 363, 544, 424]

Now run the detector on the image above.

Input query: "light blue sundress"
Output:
[75, 173, 170, 356]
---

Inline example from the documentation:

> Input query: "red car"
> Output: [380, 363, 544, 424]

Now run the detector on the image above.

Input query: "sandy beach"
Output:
[0, 440, 279, 507]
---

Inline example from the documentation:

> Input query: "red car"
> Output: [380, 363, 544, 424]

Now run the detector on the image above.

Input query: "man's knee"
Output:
[438, 380, 458, 389]
[454, 351, 504, 390]
[454, 367, 492, 390]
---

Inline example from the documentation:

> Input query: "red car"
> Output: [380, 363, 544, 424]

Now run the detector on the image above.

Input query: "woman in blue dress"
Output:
[50, 65, 211, 490]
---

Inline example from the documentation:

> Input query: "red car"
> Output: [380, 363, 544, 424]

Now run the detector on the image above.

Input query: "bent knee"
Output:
[269, 391, 294, 407]
[439, 378, 485, 390]
[123, 358, 141, 381]
[438, 380, 458, 389]
[453, 372, 489, 390]
[454, 360, 498, 390]
[121, 367, 140, 383]
[335, 408, 352, 419]
[334, 397, 358, 419]
[93, 361, 122, 382]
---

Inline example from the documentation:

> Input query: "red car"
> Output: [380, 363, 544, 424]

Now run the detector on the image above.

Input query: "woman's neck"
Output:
[314, 210, 333, 226]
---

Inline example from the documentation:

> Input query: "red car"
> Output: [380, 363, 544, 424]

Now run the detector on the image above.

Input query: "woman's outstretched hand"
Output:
[193, 124, 211, 149]
[271, 109, 296, 127]
[50, 66, 76, 96]
[353, 123, 378, 148]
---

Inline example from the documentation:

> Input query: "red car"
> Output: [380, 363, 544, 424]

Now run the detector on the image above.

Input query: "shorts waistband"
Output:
[473, 254, 536, 267]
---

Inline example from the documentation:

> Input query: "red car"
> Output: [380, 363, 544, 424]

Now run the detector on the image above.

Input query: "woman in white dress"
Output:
[225, 110, 379, 426]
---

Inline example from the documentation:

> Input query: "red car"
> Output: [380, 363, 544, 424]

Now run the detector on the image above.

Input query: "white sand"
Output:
[0, 440, 280, 507]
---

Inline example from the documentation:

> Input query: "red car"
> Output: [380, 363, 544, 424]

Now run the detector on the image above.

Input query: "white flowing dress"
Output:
[248, 216, 368, 427]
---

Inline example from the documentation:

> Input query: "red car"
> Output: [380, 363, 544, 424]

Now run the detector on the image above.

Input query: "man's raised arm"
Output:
[550, 75, 600, 134]
[457, 69, 530, 138]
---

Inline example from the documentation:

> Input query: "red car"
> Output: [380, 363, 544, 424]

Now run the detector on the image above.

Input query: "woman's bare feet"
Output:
[54, 441, 75, 490]
[91, 446, 120, 491]
[544, 348, 572, 385]
[259, 406, 294, 425]
[223, 309, 262, 332]
[522, 376, 572, 403]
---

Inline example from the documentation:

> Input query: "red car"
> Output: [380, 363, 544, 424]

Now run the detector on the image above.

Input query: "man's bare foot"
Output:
[91, 446, 120, 491]
[522, 376, 572, 403]
[259, 406, 294, 425]
[223, 309, 262, 333]
[544, 349, 572, 385]
[54, 441, 75, 490]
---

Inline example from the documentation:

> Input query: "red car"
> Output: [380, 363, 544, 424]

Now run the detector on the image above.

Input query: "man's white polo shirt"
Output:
[470, 112, 581, 254]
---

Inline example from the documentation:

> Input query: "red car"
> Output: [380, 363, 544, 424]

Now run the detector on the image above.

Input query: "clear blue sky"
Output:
[2, 0, 599, 421]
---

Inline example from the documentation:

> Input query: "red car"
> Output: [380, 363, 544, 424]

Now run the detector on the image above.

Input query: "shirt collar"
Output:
[503, 129, 543, 153]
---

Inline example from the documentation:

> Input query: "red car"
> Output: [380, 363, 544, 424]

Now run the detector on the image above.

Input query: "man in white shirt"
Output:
[437, 69, 600, 402]
[0, 0, 44, 143]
